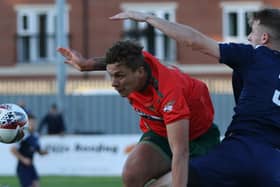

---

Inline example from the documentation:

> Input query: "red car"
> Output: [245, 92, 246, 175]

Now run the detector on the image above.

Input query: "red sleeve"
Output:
[160, 87, 190, 125]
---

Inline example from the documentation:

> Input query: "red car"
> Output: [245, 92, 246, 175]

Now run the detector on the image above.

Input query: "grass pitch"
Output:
[0, 176, 122, 187]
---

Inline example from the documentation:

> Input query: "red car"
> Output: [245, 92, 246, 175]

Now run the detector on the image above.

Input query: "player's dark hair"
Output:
[249, 8, 280, 40]
[28, 113, 35, 119]
[105, 40, 145, 71]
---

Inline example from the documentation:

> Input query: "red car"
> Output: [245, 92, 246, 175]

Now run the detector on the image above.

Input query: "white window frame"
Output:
[120, 2, 178, 62]
[14, 5, 69, 63]
[220, 2, 263, 43]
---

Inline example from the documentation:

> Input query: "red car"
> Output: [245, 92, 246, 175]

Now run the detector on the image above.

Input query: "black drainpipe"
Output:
[82, 0, 89, 58]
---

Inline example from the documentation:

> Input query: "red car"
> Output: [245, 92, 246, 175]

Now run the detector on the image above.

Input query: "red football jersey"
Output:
[128, 51, 214, 140]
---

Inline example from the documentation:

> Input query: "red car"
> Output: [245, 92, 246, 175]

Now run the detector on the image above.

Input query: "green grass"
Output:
[0, 176, 122, 187]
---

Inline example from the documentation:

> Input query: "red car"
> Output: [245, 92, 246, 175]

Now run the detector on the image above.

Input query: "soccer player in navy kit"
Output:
[11, 114, 48, 187]
[111, 8, 280, 187]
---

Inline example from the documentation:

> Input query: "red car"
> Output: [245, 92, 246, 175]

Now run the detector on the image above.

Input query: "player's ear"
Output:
[137, 66, 146, 77]
[261, 32, 270, 45]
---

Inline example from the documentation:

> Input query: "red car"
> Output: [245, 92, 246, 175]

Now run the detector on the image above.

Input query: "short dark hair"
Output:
[28, 113, 35, 119]
[105, 40, 145, 71]
[249, 8, 280, 40]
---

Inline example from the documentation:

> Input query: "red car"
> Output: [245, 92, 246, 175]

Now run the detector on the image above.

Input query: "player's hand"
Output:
[39, 150, 49, 156]
[57, 47, 87, 71]
[109, 11, 151, 22]
[21, 157, 32, 166]
[148, 172, 172, 187]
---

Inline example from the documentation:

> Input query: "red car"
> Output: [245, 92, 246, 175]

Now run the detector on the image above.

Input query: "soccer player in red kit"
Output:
[130, 51, 213, 140]
[57, 40, 220, 187]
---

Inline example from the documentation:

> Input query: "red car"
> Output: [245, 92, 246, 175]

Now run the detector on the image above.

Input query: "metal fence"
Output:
[0, 93, 235, 136]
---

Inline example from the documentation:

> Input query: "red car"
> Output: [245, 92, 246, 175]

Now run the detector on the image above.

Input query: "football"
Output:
[0, 103, 28, 143]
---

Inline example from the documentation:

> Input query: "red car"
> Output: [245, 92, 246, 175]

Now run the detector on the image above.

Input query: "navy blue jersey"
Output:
[219, 43, 280, 143]
[17, 132, 41, 164]
[232, 70, 243, 104]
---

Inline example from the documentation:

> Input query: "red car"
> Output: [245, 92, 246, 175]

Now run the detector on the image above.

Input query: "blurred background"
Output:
[0, 0, 279, 186]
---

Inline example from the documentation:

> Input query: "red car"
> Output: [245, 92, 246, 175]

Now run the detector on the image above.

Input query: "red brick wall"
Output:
[0, 1, 17, 66]
[264, 0, 280, 6]
[0, 0, 279, 68]
[176, 0, 222, 65]
[69, 0, 223, 65]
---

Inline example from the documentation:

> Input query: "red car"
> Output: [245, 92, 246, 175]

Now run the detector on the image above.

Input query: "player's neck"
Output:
[268, 42, 280, 52]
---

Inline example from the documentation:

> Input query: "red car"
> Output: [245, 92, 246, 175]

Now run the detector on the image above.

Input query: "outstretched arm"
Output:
[110, 11, 220, 59]
[166, 119, 189, 187]
[57, 47, 106, 71]
[38, 148, 49, 156]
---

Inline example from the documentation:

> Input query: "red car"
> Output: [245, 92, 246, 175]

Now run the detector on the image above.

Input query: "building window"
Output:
[220, 2, 262, 43]
[120, 3, 177, 62]
[15, 5, 69, 64]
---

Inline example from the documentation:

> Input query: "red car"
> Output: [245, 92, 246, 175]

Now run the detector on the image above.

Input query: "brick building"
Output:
[0, 0, 279, 94]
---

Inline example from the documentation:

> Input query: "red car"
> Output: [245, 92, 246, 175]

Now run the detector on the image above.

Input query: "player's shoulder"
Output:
[31, 132, 41, 141]
[26, 132, 40, 143]
[255, 45, 279, 55]
[219, 42, 254, 50]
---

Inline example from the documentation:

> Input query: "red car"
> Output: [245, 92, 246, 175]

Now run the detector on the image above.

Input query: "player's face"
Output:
[107, 63, 146, 97]
[247, 20, 268, 47]
[28, 118, 36, 132]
